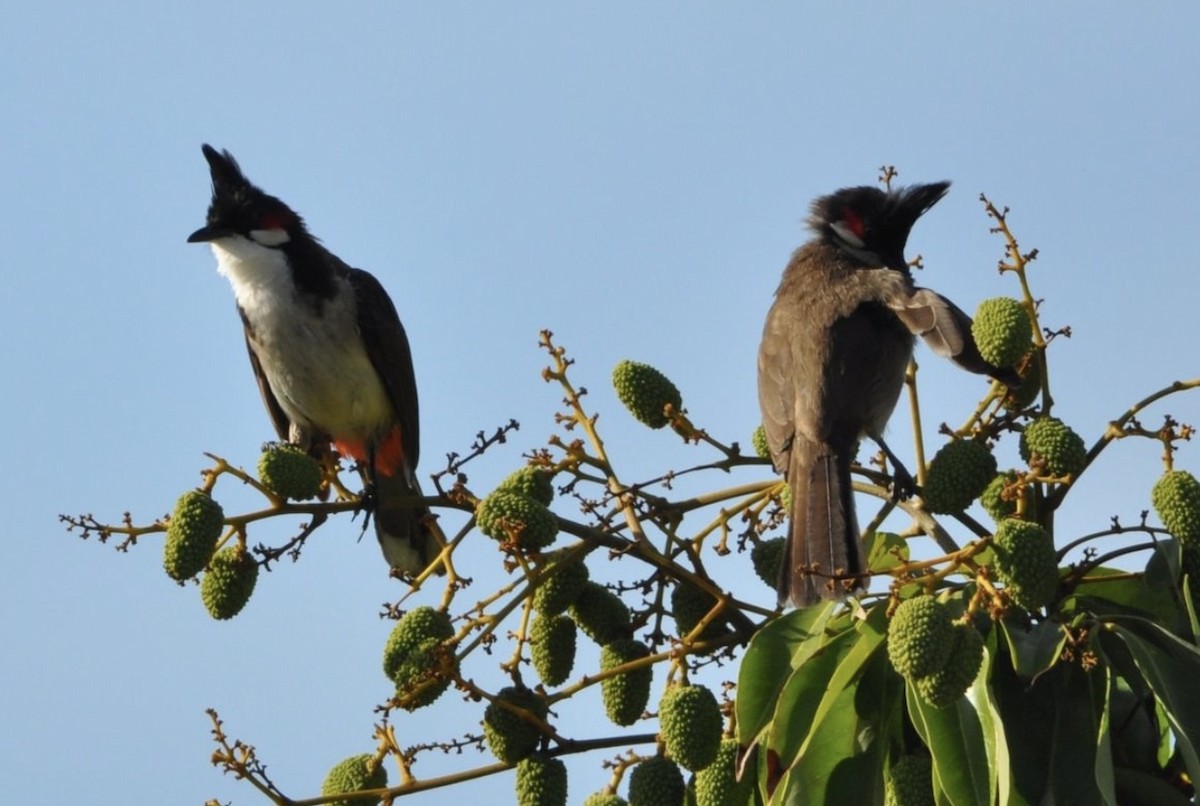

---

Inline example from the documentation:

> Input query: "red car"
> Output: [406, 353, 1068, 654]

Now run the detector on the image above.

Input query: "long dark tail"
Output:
[778, 442, 864, 607]
[372, 468, 444, 576]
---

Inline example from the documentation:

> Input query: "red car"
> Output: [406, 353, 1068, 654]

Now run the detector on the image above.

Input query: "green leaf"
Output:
[1043, 659, 1112, 805]
[765, 626, 859, 796]
[972, 627, 1022, 806]
[1073, 565, 1178, 627]
[1102, 617, 1200, 788]
[736, 601, 838, 750]
[864, 531, 908, 573]
[771, 613, 892, 806]
[990, 644, 1056, 801]
[999, 617, 1065, 681]
[906, 664, 991, 805]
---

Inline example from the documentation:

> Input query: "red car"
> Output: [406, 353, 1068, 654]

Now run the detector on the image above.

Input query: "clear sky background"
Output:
[3, 5, 1199, 805]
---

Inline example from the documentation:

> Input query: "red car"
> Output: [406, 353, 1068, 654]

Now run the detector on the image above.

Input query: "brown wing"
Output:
[757, 299, 799, 476]
[347, 268, 421, 469]
[891, 288, 1021, 387]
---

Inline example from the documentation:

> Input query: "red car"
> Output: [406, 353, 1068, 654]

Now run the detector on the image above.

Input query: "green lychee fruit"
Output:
[659, 684, 723, 772]
[476, 490, 558, 551]
[1152, 470, 1200, 548]
[257, 442, 323, 501]
[600, 638, 653, 726]
[972, 297, 1032, 369]
[530, 613, 576, 687]
[200, 545, 258, 620]
[886, 597, 955, 680]
[163, 489, 224, 582]
[483, 686, 547, 765]
[627, 755, 685, 806]
[515, 754, 567, 806]
[320, 753, 387, 806]
[992, 518, 1059, 610]
[922, 439, 997, 514]
[613, 360, 683, 430]
[1019, 417, 1087, 478]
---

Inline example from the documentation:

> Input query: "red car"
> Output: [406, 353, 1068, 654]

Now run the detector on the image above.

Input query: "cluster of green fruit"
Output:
[612, 360, 683, 430]
[476, 466, 559, 552]
[160, 443, 324, 620]
[886, 596, 984, 709]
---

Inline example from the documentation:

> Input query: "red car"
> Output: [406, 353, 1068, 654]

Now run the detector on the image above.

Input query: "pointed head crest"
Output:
[809, 181, 951, 271]
[188, 144, 305, 245]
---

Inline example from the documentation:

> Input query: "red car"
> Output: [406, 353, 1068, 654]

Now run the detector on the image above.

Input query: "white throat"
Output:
[209, 236, 296, 314]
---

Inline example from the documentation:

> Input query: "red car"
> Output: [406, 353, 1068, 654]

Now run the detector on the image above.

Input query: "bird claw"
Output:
[889, 466, 916, 501]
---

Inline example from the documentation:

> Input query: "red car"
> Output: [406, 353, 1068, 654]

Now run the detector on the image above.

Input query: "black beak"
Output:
[886, 181, 952, 271]
[187, 225, 226, 243]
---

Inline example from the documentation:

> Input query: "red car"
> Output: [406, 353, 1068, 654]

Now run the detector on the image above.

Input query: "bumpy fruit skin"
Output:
[981, 470, 1023, 524]
[496, 466, 555, 506]
[200, 545, 259, 620]
[163, 490, 224, 581]
[659, 684, 723, 772]
[627, 756, 685, 806]
[993, 519, 1059, 610]
[391, 638, 454, 711]
[570, 581, 632, 645]
[1020, 417, 1087, 478]
[476, 490, 558, 550]
[257, 442, 323, 501]
[515, 754, 568, 806]
[751, 537, 785, 589]
[600, 639, 653, 726]
[695, 738, 752, 806]
[887, 597, 955, 680]
[484, 686, 547, 765]
[383, 607, 455, 709]
[583, 793, 629, 806]
[915, 622, 985, 708]
[612, 360, 683, 430]
[383, 607, 454, 679]
[670, 583, 728, 646]
[320, 753, 387, 806]
[1152, 470, 1200, 548]
[922, 439, 997, 515]
[972, 297, 1032, 369]
[530, 613, 577, 687]
[885, 754, 934, 806]
[751, 425, 771, 460]
[533, 557, 590, 616]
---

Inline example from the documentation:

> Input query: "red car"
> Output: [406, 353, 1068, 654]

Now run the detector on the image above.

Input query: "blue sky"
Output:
[3, 5, 1199, 804]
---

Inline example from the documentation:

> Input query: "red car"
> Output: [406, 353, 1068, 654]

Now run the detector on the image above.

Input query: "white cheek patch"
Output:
[829, 221, 866, 249]
[249, 228, 291, 247]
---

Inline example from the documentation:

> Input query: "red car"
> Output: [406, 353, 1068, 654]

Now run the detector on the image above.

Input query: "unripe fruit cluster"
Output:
[320, 753, 387, 806]
[658, 684, 722, 772]
[382, 606, 456, 711]
[887, 597, 984, 708]
[1152, 470, 1200, 548]
[992, 518, 1059, 610]
[257, 442, 323, 501]
[972, 297, 1032, 369]
[200, 545, 259, 620]
[612, 360, 683, 430]
[163, 489, 224, 581]
[1020, 417, 1086, 478]
[922, 439, 997, 514]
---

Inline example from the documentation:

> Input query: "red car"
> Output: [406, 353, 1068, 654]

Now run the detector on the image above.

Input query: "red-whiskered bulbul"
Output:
[187, 144, 440, 575]
[758, 182, 1018, 607]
